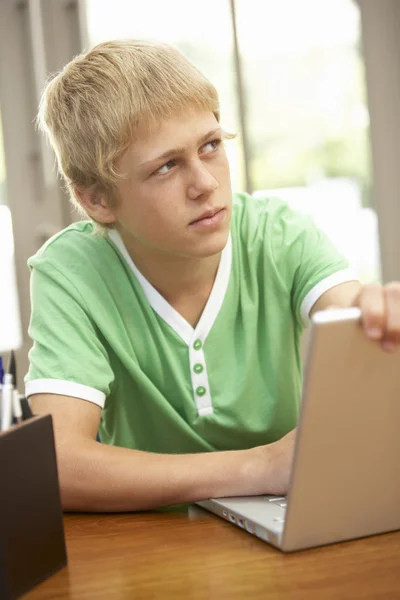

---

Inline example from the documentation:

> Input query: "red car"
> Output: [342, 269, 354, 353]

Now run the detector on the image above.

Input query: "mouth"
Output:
[190, 207, 225, 225]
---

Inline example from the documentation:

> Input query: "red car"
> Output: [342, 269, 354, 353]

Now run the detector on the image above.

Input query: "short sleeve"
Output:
[25, 260, 115, 407]
[270, 201, 357, 327]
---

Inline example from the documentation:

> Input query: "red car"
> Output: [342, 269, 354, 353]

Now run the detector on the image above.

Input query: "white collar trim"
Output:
[108, 230, 232, 346]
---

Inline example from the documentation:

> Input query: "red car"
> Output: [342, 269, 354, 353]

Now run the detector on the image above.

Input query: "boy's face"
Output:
[111, 109, 232, 259]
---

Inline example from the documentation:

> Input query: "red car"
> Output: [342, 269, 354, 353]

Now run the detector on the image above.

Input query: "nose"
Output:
[187, 160, 218, 201]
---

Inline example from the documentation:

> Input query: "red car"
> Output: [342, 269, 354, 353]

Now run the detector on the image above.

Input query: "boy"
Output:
[27, 40, 400, 512]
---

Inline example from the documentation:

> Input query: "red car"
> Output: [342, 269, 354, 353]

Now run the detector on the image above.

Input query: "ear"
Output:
[74, 186, 116, 224]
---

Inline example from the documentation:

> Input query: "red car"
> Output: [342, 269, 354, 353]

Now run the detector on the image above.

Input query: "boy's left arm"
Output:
[310, 280, 400, 352]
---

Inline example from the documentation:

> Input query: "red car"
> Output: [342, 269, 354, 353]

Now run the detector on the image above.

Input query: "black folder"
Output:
[0, 415, 67, 599]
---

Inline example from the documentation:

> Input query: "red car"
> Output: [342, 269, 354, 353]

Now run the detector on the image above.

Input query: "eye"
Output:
[201, 139, 222, 154]
[155, 160, 176, 176]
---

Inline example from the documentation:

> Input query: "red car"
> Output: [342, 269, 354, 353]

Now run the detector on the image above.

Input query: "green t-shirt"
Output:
[25, 193, 354, 453]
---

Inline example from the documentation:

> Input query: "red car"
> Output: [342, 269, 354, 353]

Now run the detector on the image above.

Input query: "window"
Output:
[236, 0, 378, 282]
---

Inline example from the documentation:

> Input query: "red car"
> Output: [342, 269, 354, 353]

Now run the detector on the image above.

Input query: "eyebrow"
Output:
[140, 127, 222, 168]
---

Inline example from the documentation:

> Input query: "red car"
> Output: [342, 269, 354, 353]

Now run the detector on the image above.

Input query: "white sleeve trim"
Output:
[25, 379, 106, 408]
[300, 268, 359, 326]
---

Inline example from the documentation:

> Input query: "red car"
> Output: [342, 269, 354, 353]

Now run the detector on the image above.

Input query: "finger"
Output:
[381, 283, 400, 352]
[359, 283, 386, 340]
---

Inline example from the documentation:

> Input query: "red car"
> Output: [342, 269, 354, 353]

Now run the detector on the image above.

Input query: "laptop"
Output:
[197, 307, 400, 552]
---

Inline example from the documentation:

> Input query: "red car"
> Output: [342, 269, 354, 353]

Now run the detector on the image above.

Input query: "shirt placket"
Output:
[189, 336, 213, 416]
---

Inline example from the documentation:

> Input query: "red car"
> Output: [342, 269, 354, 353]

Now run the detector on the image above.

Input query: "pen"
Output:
[7, 351, 23, 423]
[0, 355, 3, 393]
[0, 352, 32, 427]
[0, 357, 3, 428]
[1, 373, 13, 431]
[8, 350, 16, 387]
[20, 396, 33, 420]
[13, 389, 22, 423]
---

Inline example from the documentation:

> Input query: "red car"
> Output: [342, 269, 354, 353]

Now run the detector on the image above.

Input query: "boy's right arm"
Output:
[30, 394, 295, 512]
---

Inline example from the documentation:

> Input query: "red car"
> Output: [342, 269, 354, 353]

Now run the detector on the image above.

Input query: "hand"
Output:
[353, 283, 400, 352]
[249, 428, 297, 496]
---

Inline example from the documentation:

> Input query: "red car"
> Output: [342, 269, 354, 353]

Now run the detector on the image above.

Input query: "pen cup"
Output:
[0, 415, 67, 599]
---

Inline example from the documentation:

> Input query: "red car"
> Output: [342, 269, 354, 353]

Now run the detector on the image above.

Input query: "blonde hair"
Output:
[37, 40, 222, 234]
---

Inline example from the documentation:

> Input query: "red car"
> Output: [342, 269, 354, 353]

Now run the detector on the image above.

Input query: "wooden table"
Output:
[26, 506, 400, 599]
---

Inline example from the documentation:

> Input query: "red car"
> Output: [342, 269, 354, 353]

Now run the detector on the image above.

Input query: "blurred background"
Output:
[0, 0, 399, 387]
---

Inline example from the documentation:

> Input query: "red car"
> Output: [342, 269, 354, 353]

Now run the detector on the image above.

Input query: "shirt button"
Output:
[193, 363, 204, 374]
[196, 386, 206, 397]
[193, 339, 202, 350]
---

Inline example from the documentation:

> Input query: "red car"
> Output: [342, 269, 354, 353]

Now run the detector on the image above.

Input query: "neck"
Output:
[117, 231, 222, 303]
